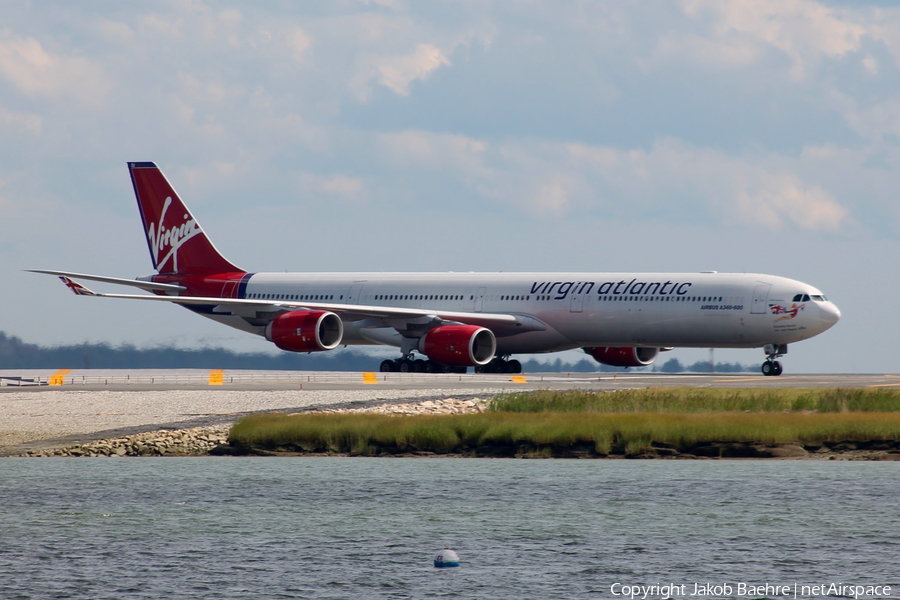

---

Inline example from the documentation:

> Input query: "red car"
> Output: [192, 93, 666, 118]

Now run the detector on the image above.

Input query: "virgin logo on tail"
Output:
[148, 196, 202, 272]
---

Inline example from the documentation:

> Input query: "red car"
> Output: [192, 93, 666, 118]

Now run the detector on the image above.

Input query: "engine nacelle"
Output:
[418, 325, 496, 366]
[265, 310, 343, 352]
[585, 346, 659, 367]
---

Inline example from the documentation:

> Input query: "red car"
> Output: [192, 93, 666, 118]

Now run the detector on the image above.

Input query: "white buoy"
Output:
[433, 548, 460, 568]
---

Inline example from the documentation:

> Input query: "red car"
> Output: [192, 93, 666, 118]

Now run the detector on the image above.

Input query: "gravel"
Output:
[0, 388, 503, 449]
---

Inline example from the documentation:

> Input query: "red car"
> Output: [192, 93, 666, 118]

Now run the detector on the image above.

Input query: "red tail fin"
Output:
[128, 162, 242, 275]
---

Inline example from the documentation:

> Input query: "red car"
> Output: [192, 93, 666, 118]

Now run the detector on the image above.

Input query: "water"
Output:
[0, 458, 897, 599]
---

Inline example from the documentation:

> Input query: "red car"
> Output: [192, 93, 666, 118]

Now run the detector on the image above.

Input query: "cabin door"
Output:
[750, 284, 771, 314]
[347, 284, 364, 305]
[474, 287, 486, 312]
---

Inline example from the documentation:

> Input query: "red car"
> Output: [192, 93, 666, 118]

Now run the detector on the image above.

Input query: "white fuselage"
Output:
[225, 271, 840, 354]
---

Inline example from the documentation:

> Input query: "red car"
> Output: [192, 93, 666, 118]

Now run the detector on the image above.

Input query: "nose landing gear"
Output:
[761, 344, 786, 376]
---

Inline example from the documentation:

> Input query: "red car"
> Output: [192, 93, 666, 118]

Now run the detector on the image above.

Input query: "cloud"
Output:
[94, 18, 135, 42]
[568, 139, 851, 231]
[0, 105, 41, 135]
[177, 72, 241, 105]
[0, 29, 112, 108]
[736, 175, 847, 231]
[532, 177, 574, 215]
[352, 43, 450, 99]
[837, 96, 900, 143]
[282, 26, 311, 64]
[679, 0, 867, 76]
[381, 136, 850, 230]
[377, 43, 450, 95]
[376, 130, 490, 182]
[138, 14, 183, 38]
[176, 162, 239, 200]
[297, 172, 367, 204]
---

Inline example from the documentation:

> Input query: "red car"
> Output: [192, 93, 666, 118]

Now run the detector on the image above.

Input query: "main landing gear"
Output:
[378, 355, 523, 374]
[380, 357, 466, 374]
[474, 357, 522, 374]
[761, 343, 786, 377]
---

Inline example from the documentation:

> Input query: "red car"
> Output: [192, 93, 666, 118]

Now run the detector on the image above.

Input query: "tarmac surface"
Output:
[1, 369, 897, 456]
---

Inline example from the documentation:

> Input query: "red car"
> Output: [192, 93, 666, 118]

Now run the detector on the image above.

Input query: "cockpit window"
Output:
[811, 294, 825, 301]
[802, 294, 810, 302]
[792, 294, 803, 302]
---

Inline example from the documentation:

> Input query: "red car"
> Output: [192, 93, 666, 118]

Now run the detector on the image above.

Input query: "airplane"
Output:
[30, 162, 841, 376]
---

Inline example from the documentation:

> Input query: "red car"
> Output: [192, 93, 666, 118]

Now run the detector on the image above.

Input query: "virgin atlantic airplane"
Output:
[31, 162, 841, 376]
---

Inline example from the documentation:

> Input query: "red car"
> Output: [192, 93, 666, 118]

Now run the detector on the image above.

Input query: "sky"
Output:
[1, 0, 897, 373]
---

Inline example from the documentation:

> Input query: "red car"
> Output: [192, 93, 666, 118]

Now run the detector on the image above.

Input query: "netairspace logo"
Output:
[609, 582, 892, 599]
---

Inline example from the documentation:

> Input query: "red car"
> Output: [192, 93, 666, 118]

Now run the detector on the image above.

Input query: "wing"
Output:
[26, 269, 186, 292]
[41, 273, 546, 336]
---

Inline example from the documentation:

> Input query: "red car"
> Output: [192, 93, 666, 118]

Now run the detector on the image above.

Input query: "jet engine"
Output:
[585, 346, 659, 367]
[265, 310, 343, 352]
[418, 325, 496, 366]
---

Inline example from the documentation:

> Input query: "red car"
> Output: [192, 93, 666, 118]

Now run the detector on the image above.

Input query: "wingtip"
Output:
[59, 276, 97, 296]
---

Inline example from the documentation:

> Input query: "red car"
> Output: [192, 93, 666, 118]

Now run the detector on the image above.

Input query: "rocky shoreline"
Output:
[23, 426, 231, 457]
[17, 398, 487, 457]
[306, 397, 489, 415]
[17, 397, 900, 460]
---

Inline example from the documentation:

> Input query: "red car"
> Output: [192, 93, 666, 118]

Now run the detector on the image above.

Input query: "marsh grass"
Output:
[229, 410, 900, 456]
[488, 388, 900, 413]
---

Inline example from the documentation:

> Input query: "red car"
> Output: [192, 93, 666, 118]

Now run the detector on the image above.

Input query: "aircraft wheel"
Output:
[761, 361, 774, 376]
[380, 360, 395, 373]
[772, 361, 783, 376]
[508, 359, 522, 374]
[399, 359, 413, 373]
[413, 359, 427, 373]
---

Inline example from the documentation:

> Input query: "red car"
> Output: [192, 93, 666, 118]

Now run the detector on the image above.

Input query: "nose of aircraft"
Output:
[818, 302, 841, 330]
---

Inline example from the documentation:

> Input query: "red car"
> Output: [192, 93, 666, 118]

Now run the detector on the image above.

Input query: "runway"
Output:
[2, 368, 897, 392]
[1, 370, 896, 456]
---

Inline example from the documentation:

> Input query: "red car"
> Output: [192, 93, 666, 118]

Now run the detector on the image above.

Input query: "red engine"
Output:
[585, 346, 659, 367]
[418, 325, 496, 366]
[265, 311, 343, 352]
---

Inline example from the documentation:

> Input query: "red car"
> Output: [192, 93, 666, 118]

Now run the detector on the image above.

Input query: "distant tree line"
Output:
[0, 332, 751, 373]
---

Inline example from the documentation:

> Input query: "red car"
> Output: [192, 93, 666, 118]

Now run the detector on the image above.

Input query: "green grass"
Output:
[226, 389, 900, 456]
[228, 410, 900, 456]
[488, 387, 900, 413]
